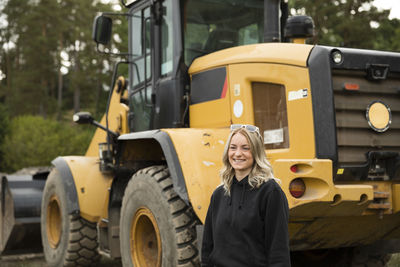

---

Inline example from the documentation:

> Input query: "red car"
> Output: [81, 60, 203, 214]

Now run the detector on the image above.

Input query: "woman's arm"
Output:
[201, 195, 214, 267]
[264, 187, 291, 267]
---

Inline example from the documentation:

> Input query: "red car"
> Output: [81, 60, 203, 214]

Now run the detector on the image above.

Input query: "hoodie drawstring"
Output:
[228, 190, 233, 206]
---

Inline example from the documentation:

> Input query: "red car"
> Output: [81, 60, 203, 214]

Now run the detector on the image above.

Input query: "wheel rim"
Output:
[131, 207, 162, 267]
[46, 195, 62, 248]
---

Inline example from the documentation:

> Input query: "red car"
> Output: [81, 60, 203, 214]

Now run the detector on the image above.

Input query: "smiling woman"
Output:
[201, 125, 291, 267]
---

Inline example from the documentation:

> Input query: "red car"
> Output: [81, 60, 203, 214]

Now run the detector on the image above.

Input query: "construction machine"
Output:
[1, 0, 400, 266]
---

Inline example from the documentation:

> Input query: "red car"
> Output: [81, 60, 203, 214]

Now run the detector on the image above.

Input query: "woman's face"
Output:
[228, 132, 254, 175]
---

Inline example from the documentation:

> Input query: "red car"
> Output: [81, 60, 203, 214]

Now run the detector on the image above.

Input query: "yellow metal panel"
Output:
[189, 97, 231, 128]
[273, 159, 374, 210]
[162, 128, 229, 223]
[227, 63, 315, 159]
[86, 77, 129, 157]
[292, 38, 306, 44]
[393, 184, 400, 213]
[189, 43, 313, 74]
[63, 156, 113, 222]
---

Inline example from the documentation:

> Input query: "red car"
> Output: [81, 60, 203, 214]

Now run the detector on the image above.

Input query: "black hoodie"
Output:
[201, 177, 290, 267]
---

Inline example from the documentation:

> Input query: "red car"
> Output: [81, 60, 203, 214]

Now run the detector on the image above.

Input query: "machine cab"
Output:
[122, 0, 286, 132]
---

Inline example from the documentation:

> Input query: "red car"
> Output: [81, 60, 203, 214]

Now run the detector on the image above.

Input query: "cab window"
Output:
[252, 82, 289, 149]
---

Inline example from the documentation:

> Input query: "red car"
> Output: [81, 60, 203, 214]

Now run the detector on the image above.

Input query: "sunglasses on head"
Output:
[230, 124, 260, 134]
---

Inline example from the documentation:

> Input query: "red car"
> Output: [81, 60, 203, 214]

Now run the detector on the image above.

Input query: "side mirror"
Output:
[92, 15, 112, 45]
[73, 112, 94, 124]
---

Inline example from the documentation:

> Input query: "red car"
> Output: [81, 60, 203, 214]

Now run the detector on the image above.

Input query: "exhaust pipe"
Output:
[264, 0, 281, 42]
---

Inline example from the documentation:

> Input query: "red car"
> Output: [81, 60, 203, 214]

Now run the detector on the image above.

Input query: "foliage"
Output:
[0, 0, 128, 172]
[0, 0, 116, 119]
[0, 115, 94, 172]
[373, 18, 400, 52]
[0, 104, 9, 170]
[289, 0, 398, 51]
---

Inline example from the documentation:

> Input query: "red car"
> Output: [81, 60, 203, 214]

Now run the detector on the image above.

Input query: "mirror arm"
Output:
[101, 12, 132, 17]
[120, 0, 129, 8]
[91, 120, 119, 137]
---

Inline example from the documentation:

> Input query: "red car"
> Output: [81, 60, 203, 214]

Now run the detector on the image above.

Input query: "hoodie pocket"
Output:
[210, 243, 259, 267]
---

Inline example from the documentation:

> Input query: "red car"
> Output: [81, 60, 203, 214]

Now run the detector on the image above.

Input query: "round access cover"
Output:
[366, 101, 392, 132]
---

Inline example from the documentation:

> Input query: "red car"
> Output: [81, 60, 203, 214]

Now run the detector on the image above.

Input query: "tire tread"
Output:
[125, 165, 200, 266]
[64, 216, 100, 266]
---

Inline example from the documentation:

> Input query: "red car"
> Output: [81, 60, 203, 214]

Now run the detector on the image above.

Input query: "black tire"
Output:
[41, 169, 101, 266]
[120, 165, 200, 267]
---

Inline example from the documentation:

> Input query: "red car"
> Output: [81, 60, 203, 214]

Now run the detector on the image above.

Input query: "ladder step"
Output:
[368, 203, 391, 210]
[373, 191, 390, 199]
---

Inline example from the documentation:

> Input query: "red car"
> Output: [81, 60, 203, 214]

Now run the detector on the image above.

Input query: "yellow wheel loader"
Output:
[1, 0, 400, 266]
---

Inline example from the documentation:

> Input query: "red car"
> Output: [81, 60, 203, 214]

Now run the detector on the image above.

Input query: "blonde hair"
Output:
[220, 128, 275, 195]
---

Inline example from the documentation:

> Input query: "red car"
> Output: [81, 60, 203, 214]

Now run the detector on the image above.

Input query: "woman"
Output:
[201, 124, 290, 267]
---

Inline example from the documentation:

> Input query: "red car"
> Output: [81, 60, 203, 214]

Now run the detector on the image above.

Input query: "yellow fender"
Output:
[52, 156, 113, 222]
[119, 128, 230, 223]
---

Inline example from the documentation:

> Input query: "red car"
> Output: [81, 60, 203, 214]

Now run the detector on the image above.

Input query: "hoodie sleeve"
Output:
[201, 194, 214, 267]
[264, 187, 291, 267]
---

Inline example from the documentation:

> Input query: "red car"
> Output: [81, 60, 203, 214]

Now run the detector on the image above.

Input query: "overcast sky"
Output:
[374, 0, 400, 18]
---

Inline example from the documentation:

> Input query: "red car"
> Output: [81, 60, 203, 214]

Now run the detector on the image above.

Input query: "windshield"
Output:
[182, 0, 264, 66]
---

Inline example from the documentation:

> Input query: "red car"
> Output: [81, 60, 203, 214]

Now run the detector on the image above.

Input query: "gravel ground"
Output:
[387, 253, 400, 267]
[0, 253, 122, 267]
[1, 253, 399, 266]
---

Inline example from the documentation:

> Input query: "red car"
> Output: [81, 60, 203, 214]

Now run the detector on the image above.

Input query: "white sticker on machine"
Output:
[288, 88, 308, 101]
[234, 84, 241, 96]
[264, 128, 284, 144]
[233, 100, 243, 118]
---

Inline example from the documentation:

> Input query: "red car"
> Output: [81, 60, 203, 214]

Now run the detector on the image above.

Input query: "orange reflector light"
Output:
[289, 178, 306, 198]
[343, 83, 359, 91]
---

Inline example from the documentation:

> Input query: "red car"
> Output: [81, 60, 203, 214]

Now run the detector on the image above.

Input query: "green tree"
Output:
[0, 0, 114, 119]
[0, 104, 9, 171]
[2, 0, 62, 117]
[1, 115, 93, 172]
[289, 0, 391, 49]
[373, 17, 400, 52]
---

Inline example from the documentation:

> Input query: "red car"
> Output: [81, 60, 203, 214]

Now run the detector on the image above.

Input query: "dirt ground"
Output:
[1, 253, 400, 266]
[0, 253, 122, 267]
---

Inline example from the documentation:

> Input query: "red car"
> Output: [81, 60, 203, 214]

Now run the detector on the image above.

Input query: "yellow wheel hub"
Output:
[46, 195, 62, 248]
[131, 207, 162, 267]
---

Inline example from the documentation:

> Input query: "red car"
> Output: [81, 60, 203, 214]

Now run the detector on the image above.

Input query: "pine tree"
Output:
[1, 0, 115, 119]
[289, 0, 392, 50]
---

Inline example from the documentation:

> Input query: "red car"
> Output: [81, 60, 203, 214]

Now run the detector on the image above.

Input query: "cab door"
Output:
[129, 4, 153, 131]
